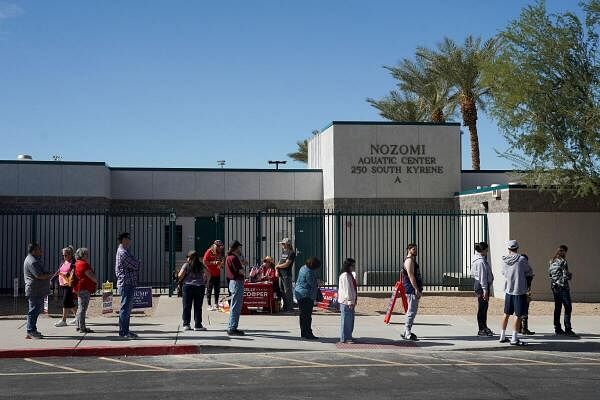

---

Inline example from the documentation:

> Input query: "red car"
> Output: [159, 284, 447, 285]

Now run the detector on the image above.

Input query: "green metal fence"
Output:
[210, 210, 487, 291]
[0, 210, 176, 295]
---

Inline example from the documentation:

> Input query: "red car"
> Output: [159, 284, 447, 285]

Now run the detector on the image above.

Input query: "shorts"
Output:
[62, 285, 76, 308]
[504, 293, 527, 317]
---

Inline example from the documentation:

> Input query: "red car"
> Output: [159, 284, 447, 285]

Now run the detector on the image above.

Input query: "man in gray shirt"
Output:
[23, 243, 51, 339]
[499, 240, 533, 346]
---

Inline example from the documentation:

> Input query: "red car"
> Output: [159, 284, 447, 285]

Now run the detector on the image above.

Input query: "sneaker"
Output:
[183, 325, 192, 331]
[499, 337, 510, 343]
[26, 331, 43, 339]
[194, 326, 207, 331]
[67, 319, 77, 326]
[485, 327, 495, 336]
[126, 332, 138, 339]
[555, 329, 566, 336]
[404, 332, 418, 341]
[54, 320, 67, 327]
[521, 328, 536, 335]
[477, 329, 489, 336]
[227, 329, 245, 336]
[80, 328, 94, 333]
[510, 339, 527, 346]
[564, 330, 579, 337]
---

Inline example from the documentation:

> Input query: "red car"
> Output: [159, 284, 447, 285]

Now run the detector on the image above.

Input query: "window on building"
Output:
[165, 225, 183, 252]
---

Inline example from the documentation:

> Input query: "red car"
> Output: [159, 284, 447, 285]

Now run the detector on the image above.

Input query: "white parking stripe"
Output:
[98, 357, 168, 371]
[256, 354, 328, 366]
[23, 358, 85, 373]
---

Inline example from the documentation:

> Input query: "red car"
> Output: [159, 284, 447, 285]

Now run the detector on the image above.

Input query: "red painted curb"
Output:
[0, 344, 200, 359]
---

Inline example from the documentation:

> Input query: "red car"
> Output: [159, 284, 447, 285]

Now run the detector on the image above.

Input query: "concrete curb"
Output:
[0, 344, 200, 359]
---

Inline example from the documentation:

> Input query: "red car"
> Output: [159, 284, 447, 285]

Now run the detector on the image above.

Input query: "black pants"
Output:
[477, 295, 489, 331]
[553, 286, 572, 331]
[298, 297, 314, 337]
[182, 284, 205, 328]
[206, 276, 220, 306]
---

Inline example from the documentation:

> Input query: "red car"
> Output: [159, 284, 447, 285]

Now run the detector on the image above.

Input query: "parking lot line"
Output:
[98, 357, 168, 371]
[336, 352, 402, 365]
[392, 352, 479, 365]
[462, 351, 555, 365]
[532, 351, 600, 363]
[256, 354, 328, 366]
[23, 358, 85, 373]
[176, 355, 251, 369]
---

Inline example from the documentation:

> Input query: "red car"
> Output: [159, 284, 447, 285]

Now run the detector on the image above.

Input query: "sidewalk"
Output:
[1, 295, 598, 358]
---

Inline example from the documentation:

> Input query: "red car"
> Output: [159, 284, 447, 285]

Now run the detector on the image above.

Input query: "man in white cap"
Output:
[275, 238, 296, 312]
[499, 239, 534, 346]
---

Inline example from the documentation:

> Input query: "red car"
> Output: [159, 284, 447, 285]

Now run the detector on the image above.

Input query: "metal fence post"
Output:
[168, 212, 177, 297]
[31, 212, 37, 244]
[411, 212, 416, 244]
[335, 211, 341, 279]
[255, 211, 262, 265]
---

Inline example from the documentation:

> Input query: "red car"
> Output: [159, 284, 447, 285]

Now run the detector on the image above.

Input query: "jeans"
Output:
[298, 297, 314, 337]
[227, 280, 244, 331]
[118, 285, 135, 336]
[27, 296, 45, 333]
[206, 276, 220, 306]
[476, 292, 489, 331]
[405, 294, 420, 334]
[182, 284, 205, 328]
[340, 303, 355, 342]
[76, 290, 91, 331]
[553, 286, 572, 331]
[279, 274, 294, 311]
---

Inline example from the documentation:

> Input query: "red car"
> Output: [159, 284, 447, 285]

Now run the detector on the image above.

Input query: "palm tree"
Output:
[367, 91, 428, 122]
[287, 139, 309, 163]
[386, 56, 455, 123]
[417, 36, 497, 170]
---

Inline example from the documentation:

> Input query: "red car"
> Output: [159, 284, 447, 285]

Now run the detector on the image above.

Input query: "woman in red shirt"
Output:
[203, 240, 224, 311]
[258, 256, 282, 301]
[74, 248, 97, 334]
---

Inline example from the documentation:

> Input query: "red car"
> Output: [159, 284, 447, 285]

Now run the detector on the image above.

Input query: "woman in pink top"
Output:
[55, 246, 77, 327]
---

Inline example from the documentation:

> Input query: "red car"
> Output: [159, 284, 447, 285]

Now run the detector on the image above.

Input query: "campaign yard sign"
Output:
[132, 287, 153, 309]
[316, 288, 340, 312]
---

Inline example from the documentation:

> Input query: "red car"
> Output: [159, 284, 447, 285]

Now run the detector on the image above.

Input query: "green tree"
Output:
[367, 90, 428, 122]
[287, 130, 319, 164]
[418, 35, 498, 170]
[484, 0, 600, 196]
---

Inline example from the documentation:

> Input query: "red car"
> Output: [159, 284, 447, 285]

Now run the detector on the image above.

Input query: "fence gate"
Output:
[209, 210, 487, 291]
[0, 210, 176, 295]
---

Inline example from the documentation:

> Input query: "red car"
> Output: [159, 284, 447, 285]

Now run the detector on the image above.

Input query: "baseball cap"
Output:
[213, 240, 224, 246]
[229, 240, 242, 249]
[507, 240, 519, 250]
[279, 238, 291, 245]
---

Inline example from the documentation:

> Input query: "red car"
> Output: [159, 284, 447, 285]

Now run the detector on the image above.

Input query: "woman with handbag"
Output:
[55, 246, 77, 327]
[178, 250, 210, 331]
[338, 258, 358, 343]
[294, 257, 321, 340]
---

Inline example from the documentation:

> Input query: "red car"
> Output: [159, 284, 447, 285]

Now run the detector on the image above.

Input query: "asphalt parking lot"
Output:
[1, 348, 599, 399]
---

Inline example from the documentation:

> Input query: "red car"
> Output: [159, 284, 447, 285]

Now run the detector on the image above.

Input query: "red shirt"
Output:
[203, 248, 223, 277]
[75, 260, 96, 293]
[259, 265, 277, 281]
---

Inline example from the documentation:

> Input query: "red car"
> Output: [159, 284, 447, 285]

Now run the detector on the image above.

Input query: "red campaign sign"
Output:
[243, 282, 273, 308]
[316, 288, 339, 311]
[383, 281, 408, 324]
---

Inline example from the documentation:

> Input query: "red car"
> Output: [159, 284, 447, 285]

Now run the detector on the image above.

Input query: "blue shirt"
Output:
[294, 265, 318, 301]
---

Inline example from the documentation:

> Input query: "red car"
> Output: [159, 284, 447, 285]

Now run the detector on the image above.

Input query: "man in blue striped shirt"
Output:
[115, 232, 141, 339]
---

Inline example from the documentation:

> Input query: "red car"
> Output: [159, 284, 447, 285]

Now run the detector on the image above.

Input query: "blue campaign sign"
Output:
[132, 287, 153, 309]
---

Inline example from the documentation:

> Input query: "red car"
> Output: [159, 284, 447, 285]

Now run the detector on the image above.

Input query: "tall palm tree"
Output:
[417, 35, 497, 170]
[387, 56, 456, 123]
[287, 130, 320, 164]
[367, 90, 428, 122]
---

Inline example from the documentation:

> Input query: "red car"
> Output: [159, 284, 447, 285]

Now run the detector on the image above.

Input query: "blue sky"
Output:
[0, 0, 577, 169]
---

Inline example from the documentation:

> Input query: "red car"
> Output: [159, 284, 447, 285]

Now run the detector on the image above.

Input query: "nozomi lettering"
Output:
[370, 144, 426, 156]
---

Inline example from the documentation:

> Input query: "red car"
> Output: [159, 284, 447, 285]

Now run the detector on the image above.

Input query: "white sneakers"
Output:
[67, 318, 77, 325]
[182, 325, 192, 331]
[54, 320, 67, 327]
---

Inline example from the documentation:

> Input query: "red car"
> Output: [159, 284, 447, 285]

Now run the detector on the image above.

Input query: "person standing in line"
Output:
[115, 232, 141, 339]
[338, 258, 358, 344]
[549, 245, 577, 337]
[471, 242, 494, 336]
[179, 250, 209, 331]
[203, 240, 224, 311]
[499, 240, 533, 346]
[54, 246, 78, 327]
[401, 244, 422, 341]
[275, 238, 296, 313]
[225, 240, 245, 336]
[294, 257, 321, 340]
[519, 254, 535, 335]
[73, 248, 97, 334]
[23, 243, 51, 339]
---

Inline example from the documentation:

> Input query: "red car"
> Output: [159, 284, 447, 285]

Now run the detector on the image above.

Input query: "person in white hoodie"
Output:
[499, 240, 533, 346]
[338, 258, 358, 343]
[471, 242, 494, 336]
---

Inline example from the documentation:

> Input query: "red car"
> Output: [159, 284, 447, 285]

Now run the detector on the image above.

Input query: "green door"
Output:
[194, 216, 225, 254]
[294, 216, 324, 280]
